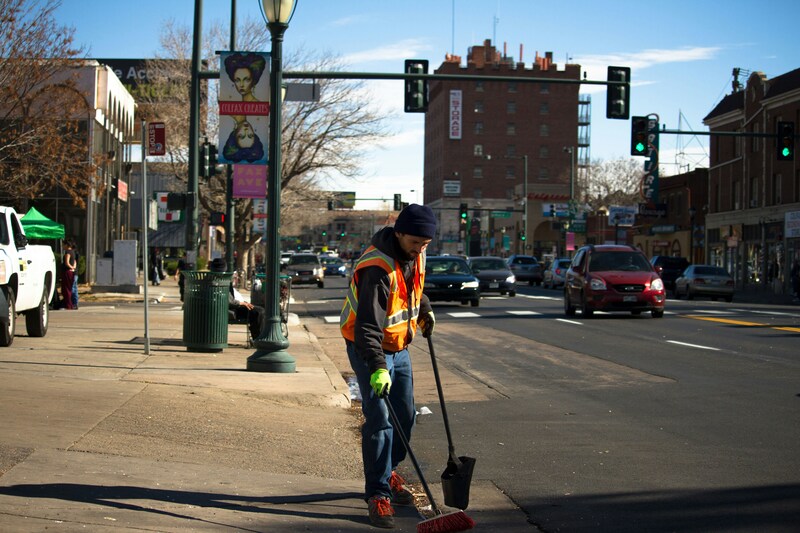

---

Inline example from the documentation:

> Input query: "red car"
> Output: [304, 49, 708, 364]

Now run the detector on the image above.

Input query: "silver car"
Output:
[285, 253, 324, 288]
[674, 265, 734, 302]
[543, 258, 572, 289]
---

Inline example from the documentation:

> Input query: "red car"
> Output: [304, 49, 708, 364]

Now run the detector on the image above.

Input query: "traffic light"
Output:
[340, 231, 346, 238]
[519, 231, 526, 241]
[549, 204, 556, 218]
[630, 116, 649, 156]
[459, 203, 468, 223]
[393, 193, 402, 211]
[200, 141, 218, 178]
[606, 66, 630, 120]
[209, 211, 225, 225]
[322, 230, 327, 236]
[404, 59, 429, 113]
[777, 121, 795, 160]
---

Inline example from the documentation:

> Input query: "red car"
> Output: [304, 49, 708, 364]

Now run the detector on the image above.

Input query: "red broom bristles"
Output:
[417, 509, 475, 533]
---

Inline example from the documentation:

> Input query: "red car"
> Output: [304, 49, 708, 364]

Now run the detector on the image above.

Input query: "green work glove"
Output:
[419, 310, 435, 338]
[370, 369, 391, 397]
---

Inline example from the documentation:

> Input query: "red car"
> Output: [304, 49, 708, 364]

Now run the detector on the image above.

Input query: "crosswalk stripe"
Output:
[506, 310, 541, 316]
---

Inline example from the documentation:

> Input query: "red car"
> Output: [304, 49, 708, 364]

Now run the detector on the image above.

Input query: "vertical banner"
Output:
[252, 199, 268, 235]
[449, 90, 462, 139]
[218, 51, 270, 165]
[233, 165, 267, 198]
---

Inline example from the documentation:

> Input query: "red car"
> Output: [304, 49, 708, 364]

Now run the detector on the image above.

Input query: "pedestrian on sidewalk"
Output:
[791, 259, 800, 301]
[210, 258, 264, 339]
[70, 240, 80, 309]
[60, 241, 77, 310]
[340, 204, 437, 529]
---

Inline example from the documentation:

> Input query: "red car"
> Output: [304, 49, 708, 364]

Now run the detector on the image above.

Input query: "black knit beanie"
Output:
[394, 204, 437, 238]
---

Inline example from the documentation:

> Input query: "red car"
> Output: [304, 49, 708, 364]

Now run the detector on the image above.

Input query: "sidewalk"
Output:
[0, 278, 527, 531]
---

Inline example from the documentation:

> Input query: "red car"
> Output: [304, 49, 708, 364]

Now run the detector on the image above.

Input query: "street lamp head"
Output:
[262, 0, 297, 24]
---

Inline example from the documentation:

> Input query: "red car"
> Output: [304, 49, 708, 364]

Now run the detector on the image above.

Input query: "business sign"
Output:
[233, 165, 267, 198]
[785, 210, 800, 239]
[608, 205, 637, 227]
[147, 122, 166, 156]
[252, 198, 268, 235]
[443, 180, 461, 196]
[218, 51, 270, 165]
[449, 90, 462, 139]
[116, 179, 128, 202]
[641, 117, 660, 203]
[155, 191, 181, 222]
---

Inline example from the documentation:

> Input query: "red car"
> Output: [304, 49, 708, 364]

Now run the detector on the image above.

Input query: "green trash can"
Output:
[182, 270, 233, 352]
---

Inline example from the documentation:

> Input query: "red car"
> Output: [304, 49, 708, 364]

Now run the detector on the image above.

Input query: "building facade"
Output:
[703, 68, 800, 291]
[423, 41, 585, 257]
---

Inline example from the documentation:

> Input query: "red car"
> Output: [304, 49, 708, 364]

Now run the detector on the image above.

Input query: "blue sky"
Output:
[55, 0, 800, 209]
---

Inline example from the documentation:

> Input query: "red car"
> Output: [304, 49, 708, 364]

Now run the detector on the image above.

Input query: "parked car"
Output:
[650, 256, 690, 292]
[424, 256, 480, 307]
[564, 244, 665, 318]
[506, 254, 543, 286]
[280, 252, 293, 266]
[543, 258, 572, 289]
[674, 265, 734, 301]
[320, 256, 347, 277]
[285, 253, 324, 288]
[468, 256, 516, 297]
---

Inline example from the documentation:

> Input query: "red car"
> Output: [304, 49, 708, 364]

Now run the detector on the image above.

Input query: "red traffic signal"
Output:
[210, 211, 225, 225]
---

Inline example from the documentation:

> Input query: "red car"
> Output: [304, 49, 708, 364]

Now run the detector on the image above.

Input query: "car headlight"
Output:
[462, 280, 479, 289]
[506, 275, 516, 283]
[589, 277, 607, 290]
[650, 278, 664, 291]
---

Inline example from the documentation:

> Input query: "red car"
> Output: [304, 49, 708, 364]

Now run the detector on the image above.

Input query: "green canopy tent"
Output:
[20, 206, 65, 240]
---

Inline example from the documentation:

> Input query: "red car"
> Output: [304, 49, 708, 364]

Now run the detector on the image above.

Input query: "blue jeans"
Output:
[347, 341, 415, 500]
[71, 274, 79, 309]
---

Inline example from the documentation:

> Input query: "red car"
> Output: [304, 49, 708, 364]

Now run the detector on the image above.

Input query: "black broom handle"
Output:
[427, 336, 458, 462]
[382, 395, 441, 515]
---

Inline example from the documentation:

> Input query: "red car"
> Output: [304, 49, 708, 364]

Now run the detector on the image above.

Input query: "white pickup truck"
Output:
[0, 207, 57, 346]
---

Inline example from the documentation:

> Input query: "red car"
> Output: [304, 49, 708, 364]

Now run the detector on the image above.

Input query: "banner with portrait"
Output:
[218, 51, 270, 165]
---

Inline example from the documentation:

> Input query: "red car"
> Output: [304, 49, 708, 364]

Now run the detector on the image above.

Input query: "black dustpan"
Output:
[427, 336, 477, 509]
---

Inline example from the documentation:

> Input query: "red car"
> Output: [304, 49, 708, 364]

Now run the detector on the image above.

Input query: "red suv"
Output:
[564, 245, 665, 318]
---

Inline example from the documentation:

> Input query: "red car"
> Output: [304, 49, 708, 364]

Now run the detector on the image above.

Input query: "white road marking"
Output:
[447, 312, 481, 318]
[323, 316, 339, 324]
[692, 309, 735, 315]
[506, 310, 541, 316]
[666, 340, 720, 351]
[556, 318, 583, 325]
[517, 294, 559, 300]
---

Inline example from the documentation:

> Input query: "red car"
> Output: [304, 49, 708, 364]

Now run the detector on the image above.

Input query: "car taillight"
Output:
[555, 268, 561, 275]
[695, 278, 706, 284]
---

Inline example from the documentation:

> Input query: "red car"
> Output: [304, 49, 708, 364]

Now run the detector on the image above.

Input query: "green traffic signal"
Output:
[783, 147, 791, 157]
[630, 116, 650, 156]
[777, 121, 794, 161]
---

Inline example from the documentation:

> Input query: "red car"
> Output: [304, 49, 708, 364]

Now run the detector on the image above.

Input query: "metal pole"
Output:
[186, 0, 202, 264]
[247, 20, 295, 373]
[225, 0, 236, 274]
[141, 119, 150, 355]
[523, 155, 528, 254]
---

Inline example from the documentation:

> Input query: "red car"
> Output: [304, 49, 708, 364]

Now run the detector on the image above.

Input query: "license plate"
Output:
[489, 282, 499, 288]
[623, 295, 637, 302]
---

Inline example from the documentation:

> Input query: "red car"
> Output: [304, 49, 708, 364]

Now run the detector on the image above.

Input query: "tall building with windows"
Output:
[424, 40, 585, 257]
[703, 67, 800, 290]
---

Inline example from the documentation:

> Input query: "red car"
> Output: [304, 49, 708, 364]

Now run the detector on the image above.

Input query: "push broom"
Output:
[383, 395, 475, 533]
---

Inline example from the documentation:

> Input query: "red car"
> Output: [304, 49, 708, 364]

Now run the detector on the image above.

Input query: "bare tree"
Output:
[0, 0, 98, 207]
[580, 158, 645, 210]
[142, 17, 389, 269]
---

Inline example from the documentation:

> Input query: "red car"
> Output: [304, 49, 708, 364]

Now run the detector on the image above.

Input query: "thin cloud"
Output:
[342, 38, 431, 66]
[575, 45, 722, 93]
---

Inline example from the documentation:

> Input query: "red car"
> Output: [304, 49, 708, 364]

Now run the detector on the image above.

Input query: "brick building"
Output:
[703, 68, 800, 290]
[423, 40, 586, 257]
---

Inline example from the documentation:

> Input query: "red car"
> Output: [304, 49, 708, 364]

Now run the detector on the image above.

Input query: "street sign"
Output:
[147, 122, 165, 156]
[491, 210, 511, 218]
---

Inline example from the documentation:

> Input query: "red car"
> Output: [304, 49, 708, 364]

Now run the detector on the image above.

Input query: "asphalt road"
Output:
[295, 276, 800, 532]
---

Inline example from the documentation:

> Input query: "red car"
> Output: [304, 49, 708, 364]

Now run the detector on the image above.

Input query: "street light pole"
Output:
[522, 154, 528, 254]
[248, 0, 297, 373]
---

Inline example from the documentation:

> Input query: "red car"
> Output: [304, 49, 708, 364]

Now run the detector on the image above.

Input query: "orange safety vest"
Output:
[340, 246, 426, 352]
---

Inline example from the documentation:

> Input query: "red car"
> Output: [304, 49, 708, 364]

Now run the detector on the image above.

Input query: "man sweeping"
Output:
[341, 204, 437, 529]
